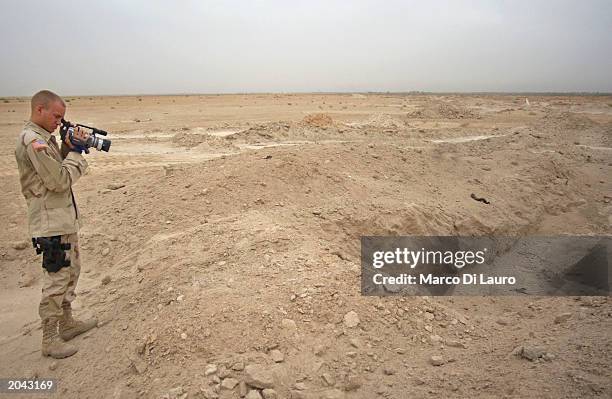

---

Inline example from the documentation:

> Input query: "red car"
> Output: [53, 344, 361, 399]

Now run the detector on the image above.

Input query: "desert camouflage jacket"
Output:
[14, 121, 88, 237]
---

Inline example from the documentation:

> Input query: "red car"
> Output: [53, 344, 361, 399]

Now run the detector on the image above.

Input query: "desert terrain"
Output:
[0, 93, 610, 398]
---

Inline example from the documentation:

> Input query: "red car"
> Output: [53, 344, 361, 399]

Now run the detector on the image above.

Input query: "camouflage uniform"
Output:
[14, 121, 88, 320]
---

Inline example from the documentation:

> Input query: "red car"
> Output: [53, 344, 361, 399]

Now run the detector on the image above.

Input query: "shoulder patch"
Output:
[31, 139, 49, 152]
[22, 130, 43, 146]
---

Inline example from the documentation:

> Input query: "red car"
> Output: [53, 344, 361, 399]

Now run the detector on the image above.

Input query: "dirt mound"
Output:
[357, 113, 406, 129]
[302, 113, 333, 128]
[172, 132, 235, 149]
[552, 111, 599, 130]
[227, 122, 293, 142]
[408, 103, 478, 119]
[437, 103, 478, 119]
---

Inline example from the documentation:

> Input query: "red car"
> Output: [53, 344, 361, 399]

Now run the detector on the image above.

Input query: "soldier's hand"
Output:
[63, 126, 89, 148]
[72, 126, 89, 145]
[63, 131, 74, 149]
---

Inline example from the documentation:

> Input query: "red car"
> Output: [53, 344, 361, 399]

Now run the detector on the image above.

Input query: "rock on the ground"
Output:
[221, 378, 239, 390]
[262, 388, 278, 399]
[270, 349, 284, 363]
[430, 355, 445, 366]
[205, 364, 218, 376]
[343, 311, 360, 328]
[520, 345, 547, 361]
[12, 241, 28, 250]
[344, 375, 362, 391]
[244, 364, 274, 389]
[496, 317, 511, 325]
[290, 390, 307, 399]
[246, 390, 263, 399]
[445, 339, 467, 349]
[239, 381, 248, 397]
[201, 388, 218, 399]
[281, 318, 297, 331]
[107, 182, 126, 190]
[219, 366, 231, 378]
[554, 313, 572, 324]
[166, 387, 185, 399]
[429, 334, 442, 344]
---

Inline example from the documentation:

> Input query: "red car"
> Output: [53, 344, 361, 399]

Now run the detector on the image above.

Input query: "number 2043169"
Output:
[1, 379, 56, 393]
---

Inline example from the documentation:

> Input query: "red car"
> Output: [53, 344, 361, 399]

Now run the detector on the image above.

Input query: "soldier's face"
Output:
[38, 100, 66, 133]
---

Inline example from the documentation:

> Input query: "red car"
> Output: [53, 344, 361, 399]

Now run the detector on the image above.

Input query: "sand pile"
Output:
[172, 131, 235, 149]
[407, 103, 478, 119]
[302, 113, 333, 128]
[357, 113, 406, 129]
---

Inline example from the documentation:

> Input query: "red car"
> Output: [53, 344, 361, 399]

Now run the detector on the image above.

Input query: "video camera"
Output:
[60, 119, 112, 153]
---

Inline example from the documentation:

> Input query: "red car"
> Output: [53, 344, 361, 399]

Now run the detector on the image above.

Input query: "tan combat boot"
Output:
[59, 303, 98, 341]
[42, 317, 78, 359]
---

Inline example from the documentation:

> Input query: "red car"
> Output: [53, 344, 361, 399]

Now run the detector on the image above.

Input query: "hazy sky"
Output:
[1, 0, 611, 95]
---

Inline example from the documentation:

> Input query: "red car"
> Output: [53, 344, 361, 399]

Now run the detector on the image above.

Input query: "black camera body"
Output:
[60, 119, 111, 153]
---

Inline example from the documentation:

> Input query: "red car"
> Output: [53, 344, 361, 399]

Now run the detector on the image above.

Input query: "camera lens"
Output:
[101, 139, 111, 152]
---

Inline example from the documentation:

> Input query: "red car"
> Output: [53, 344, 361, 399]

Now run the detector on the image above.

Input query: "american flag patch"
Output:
[31, 139, 48, 152]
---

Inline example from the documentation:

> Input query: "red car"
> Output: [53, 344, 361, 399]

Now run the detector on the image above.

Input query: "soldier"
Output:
[15, 90, 97, 359]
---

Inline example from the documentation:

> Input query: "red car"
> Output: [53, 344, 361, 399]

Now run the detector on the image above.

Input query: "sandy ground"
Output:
[0, 93, 610, 399]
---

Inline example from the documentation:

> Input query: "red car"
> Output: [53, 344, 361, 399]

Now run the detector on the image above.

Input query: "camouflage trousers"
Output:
[39, 233, 81, 320]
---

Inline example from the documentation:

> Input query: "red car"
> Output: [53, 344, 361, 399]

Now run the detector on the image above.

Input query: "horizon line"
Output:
[2, 90, 612, 99]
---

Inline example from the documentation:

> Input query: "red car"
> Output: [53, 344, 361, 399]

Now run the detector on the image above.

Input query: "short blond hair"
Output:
[31, 90, 65, 110]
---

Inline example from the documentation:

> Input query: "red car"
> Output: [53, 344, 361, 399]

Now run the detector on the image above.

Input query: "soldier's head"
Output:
[30, 90, 66, 133]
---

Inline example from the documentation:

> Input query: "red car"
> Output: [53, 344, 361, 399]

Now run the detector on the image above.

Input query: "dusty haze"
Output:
[1, 0, 612, 96]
